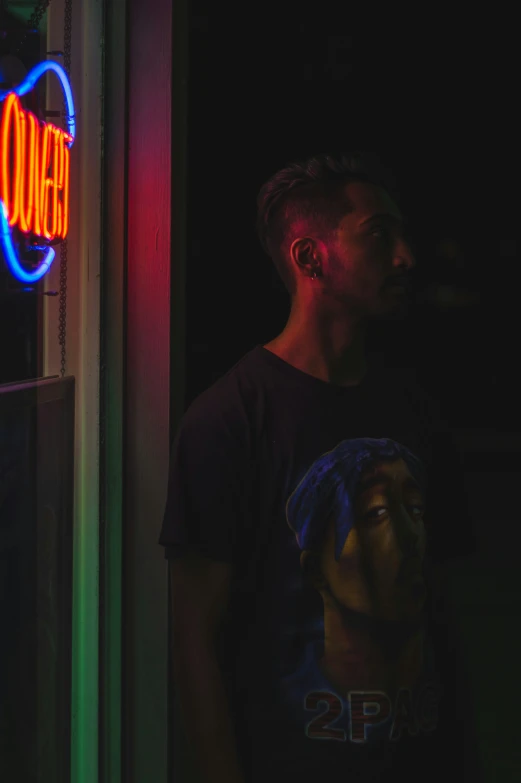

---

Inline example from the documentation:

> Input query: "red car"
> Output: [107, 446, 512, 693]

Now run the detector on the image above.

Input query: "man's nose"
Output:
[393, 238, 416, 271]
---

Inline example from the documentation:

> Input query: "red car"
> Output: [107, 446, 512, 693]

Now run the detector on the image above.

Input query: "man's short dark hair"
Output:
[256, 152, 392, 295]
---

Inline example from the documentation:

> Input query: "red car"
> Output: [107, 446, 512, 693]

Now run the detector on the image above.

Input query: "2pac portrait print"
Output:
[281, 437, 441, 744]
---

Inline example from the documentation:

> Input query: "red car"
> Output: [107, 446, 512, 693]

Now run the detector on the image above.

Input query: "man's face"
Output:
[323, 181, 416, 319]
[317, 458, 427, 622]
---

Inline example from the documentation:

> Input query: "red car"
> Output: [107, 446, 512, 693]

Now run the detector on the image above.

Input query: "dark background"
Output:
[184, 4, 518, 434]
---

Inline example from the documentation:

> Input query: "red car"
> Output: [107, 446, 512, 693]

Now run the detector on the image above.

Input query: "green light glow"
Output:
[71, 388, 99, 783]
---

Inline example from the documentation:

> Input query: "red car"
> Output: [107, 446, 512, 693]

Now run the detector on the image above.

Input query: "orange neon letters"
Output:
[0, 92, 71, 240]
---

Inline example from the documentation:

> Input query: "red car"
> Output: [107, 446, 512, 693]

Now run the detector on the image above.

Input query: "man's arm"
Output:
[169, 553, 245, 783]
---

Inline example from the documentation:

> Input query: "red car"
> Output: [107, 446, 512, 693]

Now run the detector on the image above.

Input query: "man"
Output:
[159, 154, 480, 782]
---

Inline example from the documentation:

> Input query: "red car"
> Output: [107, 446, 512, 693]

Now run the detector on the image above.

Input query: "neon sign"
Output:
[0, 61, 75, 283]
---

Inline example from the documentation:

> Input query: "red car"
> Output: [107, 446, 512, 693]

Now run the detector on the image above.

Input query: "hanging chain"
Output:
[58, 0, 72, 377]
[11, 0, 51, 55]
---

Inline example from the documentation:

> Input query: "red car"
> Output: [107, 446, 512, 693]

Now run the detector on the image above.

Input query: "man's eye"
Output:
[408, 505, 425, 520]
[370, 226, 387, 238]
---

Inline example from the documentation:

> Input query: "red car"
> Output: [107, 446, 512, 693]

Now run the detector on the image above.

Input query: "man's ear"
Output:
[300, 549, 328, 590]
[290, 237, 322, 278]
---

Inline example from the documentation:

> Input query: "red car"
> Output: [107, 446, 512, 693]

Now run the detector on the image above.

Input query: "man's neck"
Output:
[264, 302, 368, 387]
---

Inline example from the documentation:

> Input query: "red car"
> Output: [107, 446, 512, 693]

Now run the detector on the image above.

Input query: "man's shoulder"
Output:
[181, 346, 265, 432]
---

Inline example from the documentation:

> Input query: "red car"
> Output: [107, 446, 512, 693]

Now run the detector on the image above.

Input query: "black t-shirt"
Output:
[159, 345, 477, 783]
